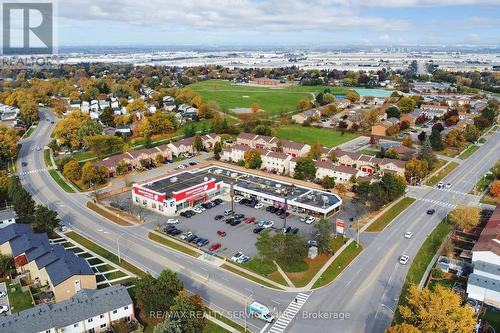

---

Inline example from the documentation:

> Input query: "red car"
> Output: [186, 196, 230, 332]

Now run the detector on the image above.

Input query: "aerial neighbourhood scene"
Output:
[0, 1, 499, 333]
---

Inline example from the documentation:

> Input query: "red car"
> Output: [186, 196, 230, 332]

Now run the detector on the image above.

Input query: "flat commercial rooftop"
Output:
[139, 165, 341, 211]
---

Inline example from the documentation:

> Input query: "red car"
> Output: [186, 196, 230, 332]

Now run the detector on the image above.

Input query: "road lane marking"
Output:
[268, 293, 310, 333]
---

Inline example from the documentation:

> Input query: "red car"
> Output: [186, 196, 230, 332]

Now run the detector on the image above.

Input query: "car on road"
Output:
[214, 215, 224, 220]
[21, 162, 27, 167]
[426, 209, 435, 215]
[50, 121, 54, 124]
[166, 218, 179, 224]
[399, 255, 410, 265]
[253, 226, 265, 234]
[404, 231, 413, 239]
[245, 217, 256, 224]
[0, 291, 6, 298]
[0, 304, 8, 314]
[305, 216, 316, 224]
[445, 183, 452, 188]
[437, 181, 444, 189]
[196, 238, 209, 247]
[254, 203, 264, 209]
[217, 230, 226, 237]
[58, 225, 68, 232]
[36, 146, 41, 151]
[209, 243, 221, 251]
[231, 251, 244, 262]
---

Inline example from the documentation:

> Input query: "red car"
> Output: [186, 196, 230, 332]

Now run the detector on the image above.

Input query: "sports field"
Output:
[273, 124, 360, 147]
[189, 80, 350, 116]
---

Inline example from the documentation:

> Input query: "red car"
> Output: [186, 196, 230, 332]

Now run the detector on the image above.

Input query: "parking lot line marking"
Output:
[270, 299, 280, 304]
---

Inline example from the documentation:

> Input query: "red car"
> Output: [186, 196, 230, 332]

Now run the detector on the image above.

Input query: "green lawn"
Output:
[189, 80, 350, 116]
[482, 306, 500, 333]
[70, 150, 97, 162]
[206, 309, 249, 333]
[148, 232, 199, 257]
[312, 241, 363, 289]
[204, 321, 231, 333]
[273, 125, 359, 148]
[7, 283, 34, 313]
[220, 264, 282, 290]
[459, 145, 480, 160]
[48, 169, 75, 193]
[65, 231, 145, 276]
[43, 149, 52, 167]
[393, 218, 453, 324]
[366, 197, 416, 232]
[359, 149, 378, 156]
[24, 126, 36, 138]
[426, 162, 459, 186]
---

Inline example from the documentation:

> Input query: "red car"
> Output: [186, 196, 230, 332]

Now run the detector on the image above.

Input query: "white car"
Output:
[180, 232, 193, 240]
[166, 218, 179, 224]
[36, 146, 41, 151]
[193, 207, 204, 214]
[59, 225, 68, 232]
[445, 183, 452, 189]
[233, 196, 243, 203]
[237, 255, 251, 264]
[437, 181, 444, 189]
[254, 203, 264, 209]
[399, 255, 410, 265]
[231, 251, 244, 262]
[177, 164, 186, 169]
[262, 221, 274, 229]
[305, 216, 316, 224]
[0, 291, 6, 298]
[300, 216, 308, 222]
[0, 304, 9, 314]
[404, 231, 413, 239]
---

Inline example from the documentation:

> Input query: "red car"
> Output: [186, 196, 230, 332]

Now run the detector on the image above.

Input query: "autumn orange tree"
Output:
[448, 204, 481, 230]
[397, 284, 475, 333]
[490, 180, 500, 197]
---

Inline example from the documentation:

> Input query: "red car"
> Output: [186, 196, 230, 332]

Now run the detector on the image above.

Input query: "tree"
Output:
[464, 124, 479, 143]
[0, 125, 19, 162]
[417, 131, 426, 143]
[335, 183, 347, 195]
[251, 102, 260, 113]
[243, 149, 262, 169]
[85, 135, 125, 159]
[329, 152, 338, 163]
[19, 98, 39, 125]
[398, 97, 416, 113]
[32, 205, 60, 233]
[8, 178, 35, 224]
[314, 219, 333, 253]
[385, 148, 400, 160]
[490, 180, 500, 197]
[147, 113, 177, 135]
[320, 176, 335, 189]
[346, 91, 360, 102]
[213, 141, 222, 160]
[429, 130, 444, 151]
[315, 92, 324, 105]
[169, 290, 206, 333]
[0, 254, 13, 277]
[419, 138, 437, 169]
[63, 160, 82, 180]
[116, 160, 130, 175]
[402, 135, 413, 148]
[398, 284, 475, 333]
[100, 107, 115, 127]
[134, 270, 183, 315]
[297, 99, 313, 111]
[405, 157, 429, 184]
[293, 157, 317, 180]
[448, 205, 480, 230]
[81, 162, 101, 186]
[183, 123, 196, 138]
[386, 106, 400, 119]
[255, 230, 275, 261]
[323, 93, 335, 105]
[386, 323, 421, 333]
[254, 125, 272, 136]
[444, 129, 466, 149]
[53, 111, 91, 150]
[126, 99, 146, 113]
[308, 141, 322, 160]
[193, 135, 203, 153]
[153, 318, 183, 333]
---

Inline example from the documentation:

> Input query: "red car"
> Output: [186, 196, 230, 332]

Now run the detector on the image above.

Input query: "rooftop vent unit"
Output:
[170, 177, 178, 183]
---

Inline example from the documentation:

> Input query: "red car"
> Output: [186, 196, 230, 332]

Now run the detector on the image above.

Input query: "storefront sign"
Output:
[133, 187, 166, 202]
[336, 219, 345, 235]
[173, 180, 216, 201]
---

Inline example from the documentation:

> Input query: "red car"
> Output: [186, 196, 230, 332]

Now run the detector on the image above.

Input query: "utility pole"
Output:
[283, 194, 288, 230]
[244, 294, 252, 332]
[230, 183, 234, 213]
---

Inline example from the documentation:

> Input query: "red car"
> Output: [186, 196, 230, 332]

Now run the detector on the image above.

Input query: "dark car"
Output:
[230, 219, 242, 226]
[208, 201, 216, 207]
[190, 236, 200, 244]
[253, 226, 265, 234]
[282, 226, 291, 234]
[225, 218, 235, 224]
[189, 162, 197, 166]
[290, 227, 299, 234]
[214, 215, 224, 220]
[167, 227, 180, 235]
[266, 206, 273, 212]
[427, 209, 436, 215]
[234, 213, 245, 219]
[280, 212, 290, 219]
[186, 234, 197, 242]
[240, 198, 249, 205]
[214, 198, 223, 205]
[50, 121, 54, 124]
[276, 209, 285, 216]
[269, 206, 277, 213]
[163, 225, 176, 233]
[21, 162, 28, 167]
[196, 238, 209, 247]
[201, 203, 211, 209]
[171, 229, 182, 236]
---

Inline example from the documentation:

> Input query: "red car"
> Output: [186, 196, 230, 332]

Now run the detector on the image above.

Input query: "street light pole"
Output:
[244, 294, 252, 332]
[230, 183, 234, 213]
[117, 233, 125, 263]
[283, 194, 288, 230]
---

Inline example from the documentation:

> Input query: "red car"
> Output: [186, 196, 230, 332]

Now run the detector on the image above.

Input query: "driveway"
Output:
[0, 282, 10, 316]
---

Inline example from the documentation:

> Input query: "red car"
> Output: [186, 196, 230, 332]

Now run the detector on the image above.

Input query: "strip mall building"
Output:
[132, 166, 342, 218]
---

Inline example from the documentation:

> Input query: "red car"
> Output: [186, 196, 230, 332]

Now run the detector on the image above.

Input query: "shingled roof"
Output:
[473, 205, 500, 257]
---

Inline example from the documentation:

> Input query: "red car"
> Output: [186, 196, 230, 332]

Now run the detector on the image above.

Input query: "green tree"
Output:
[386, 106, 401, 119]
[308, 140, 322, 160]
[8, 178, 35, 224]
[81, 162, 101, 186]
[19, 98, 39, 125]
[213, 141, 222, 160]
[134, 270, 183, 314]
[448, 205, 481, 230]
[84, 135, 125, 159]
[254, 125, 272, 136]
[0, 254, 13, 277]
[398, 97, 416, 113]
[243, 149, 262, 169]
[0, 125, 19, 162]
[63, 160, 82, 181]
[293, 157, 317, 180]
[77, 119, 103, 142]
[32, 205, 60, 234]
[99, 107, 115, 127]
[429, 130, 444, 151]
[183, 123, 196, 138]
[385, 148, 400, 160]
[193, 135, 203, 152]
[169, 290, 206, 333]
[314, 219, 333, 253]
[320, 176, 336, 189]
[464, 124, 480, 143]
[255, 230, 275, 261]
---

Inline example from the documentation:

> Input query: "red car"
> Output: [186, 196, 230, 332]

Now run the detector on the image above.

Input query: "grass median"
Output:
[312, 241, 363, 289]
[459, 145, 480, 160]
[65, 231, 145, 277]
[426, 161, 459, 187]
[43, 149, 52, 167]
[392, 217, 453, 324]
[206, 308, 248, 333]
[366, 197, 416, 232]
[87, 202, 132, 226]
[48, 169, 75, 193]
[148, 232, 199, 257]
[220, 264, 283, 290]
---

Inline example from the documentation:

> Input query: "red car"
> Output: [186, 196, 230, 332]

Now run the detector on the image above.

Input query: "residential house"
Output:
[315, 160, 359, 184]
[0, 285, 135, 333]
[409, 82, 455, 94]
[0, 208, 16, 229]
[280, 139, 310, 157]
[378, 158, 407, 177]
[421, 104, 449, 118]
[400, 111, 419, 127]
[261, 151, 292, 175]
[221, 144, 252, 163]
[201, 133, 221, 150]
[0, 224, 96, 302]
[371, 121, 393, 137]
[335, 98, 351, 109]
[69, 100, 81, 110]
[292, 108, 322, 124]
[80, 101, 90, 113]
[167, 137, 195, 157]
[94, 154, 131, 177]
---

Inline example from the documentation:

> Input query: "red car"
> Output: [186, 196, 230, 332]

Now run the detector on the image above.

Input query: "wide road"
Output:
[287, 129, 500, 333]
[18, 108, 499, 333]
[18, 109, 294, 332]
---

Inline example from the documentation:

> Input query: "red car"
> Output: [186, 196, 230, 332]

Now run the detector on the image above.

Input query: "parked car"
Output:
[189, 236, 200, 244]
[180, 231, 193, 240]
[230, 219, 242, 226]
[245, 217, 256, 224]
[233, 196, 243, 203]
[282, 226, 291, 234]
[234, 213, 245, 219]
[280, 212, 290, 219]
[0, 304, 8, 314]
[214, 215, 224, 220]
[213, 198, 223, 205]
[305, 216, 316, 224]
[404, 231, 413, 239]
[166, 218, 179, 224]
[0, 291, 6, 298]
[426, 209, 436, 215]
[217, 230, 226, 237]
[269, 206, 277, 213]
[238, 255, 250, 264]
[231, 252, 244, 262]
[290, 227, 299, 234]
[189, 162, 197, 166]
[225, 218, 235, 224]
[193, 207, 204, 214]
[307, 240, 318, 247]
[399, 255, 410, 265]
[209, 243, 221, 251]
[265, 206, 273, 212]
[254, 203, 264, 209]
[300, 216, 308, 222]
[224, 209, 234, 216]
[262, 221, 274, 229]
[185, 234, 196, 242]
[253, 226, 265, 234]
[196, 238, 209, 247]
[275, 208, 285, 216]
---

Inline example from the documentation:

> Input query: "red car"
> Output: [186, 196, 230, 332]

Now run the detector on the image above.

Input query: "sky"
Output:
[42, 0, 500, 47]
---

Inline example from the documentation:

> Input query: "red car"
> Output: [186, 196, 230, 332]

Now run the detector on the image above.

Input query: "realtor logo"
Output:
[2, 2, 53, 55]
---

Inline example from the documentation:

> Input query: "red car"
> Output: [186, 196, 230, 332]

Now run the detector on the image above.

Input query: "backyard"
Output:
[189, 80, 350, 116]
[7, 282, 34, 313]
[273, 124, 360, 147]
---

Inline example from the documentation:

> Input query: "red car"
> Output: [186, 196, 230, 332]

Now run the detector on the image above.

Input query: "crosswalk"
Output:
[420, 197, 456, 209]
[19, 168, 48, 176]
[437, 188, 470, 196]
[268, 293, 310, 333]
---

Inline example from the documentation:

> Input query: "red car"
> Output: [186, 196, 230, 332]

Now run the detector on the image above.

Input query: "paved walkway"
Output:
[274, 261, 295, 288]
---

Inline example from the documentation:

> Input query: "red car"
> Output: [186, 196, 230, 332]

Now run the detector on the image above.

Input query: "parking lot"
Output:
[106, 193, 319, 259]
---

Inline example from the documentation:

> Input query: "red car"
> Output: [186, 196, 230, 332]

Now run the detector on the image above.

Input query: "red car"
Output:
[245, 217, 256, 224]
[209, 243, 222, 251]
[217, 230, 226, 237]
